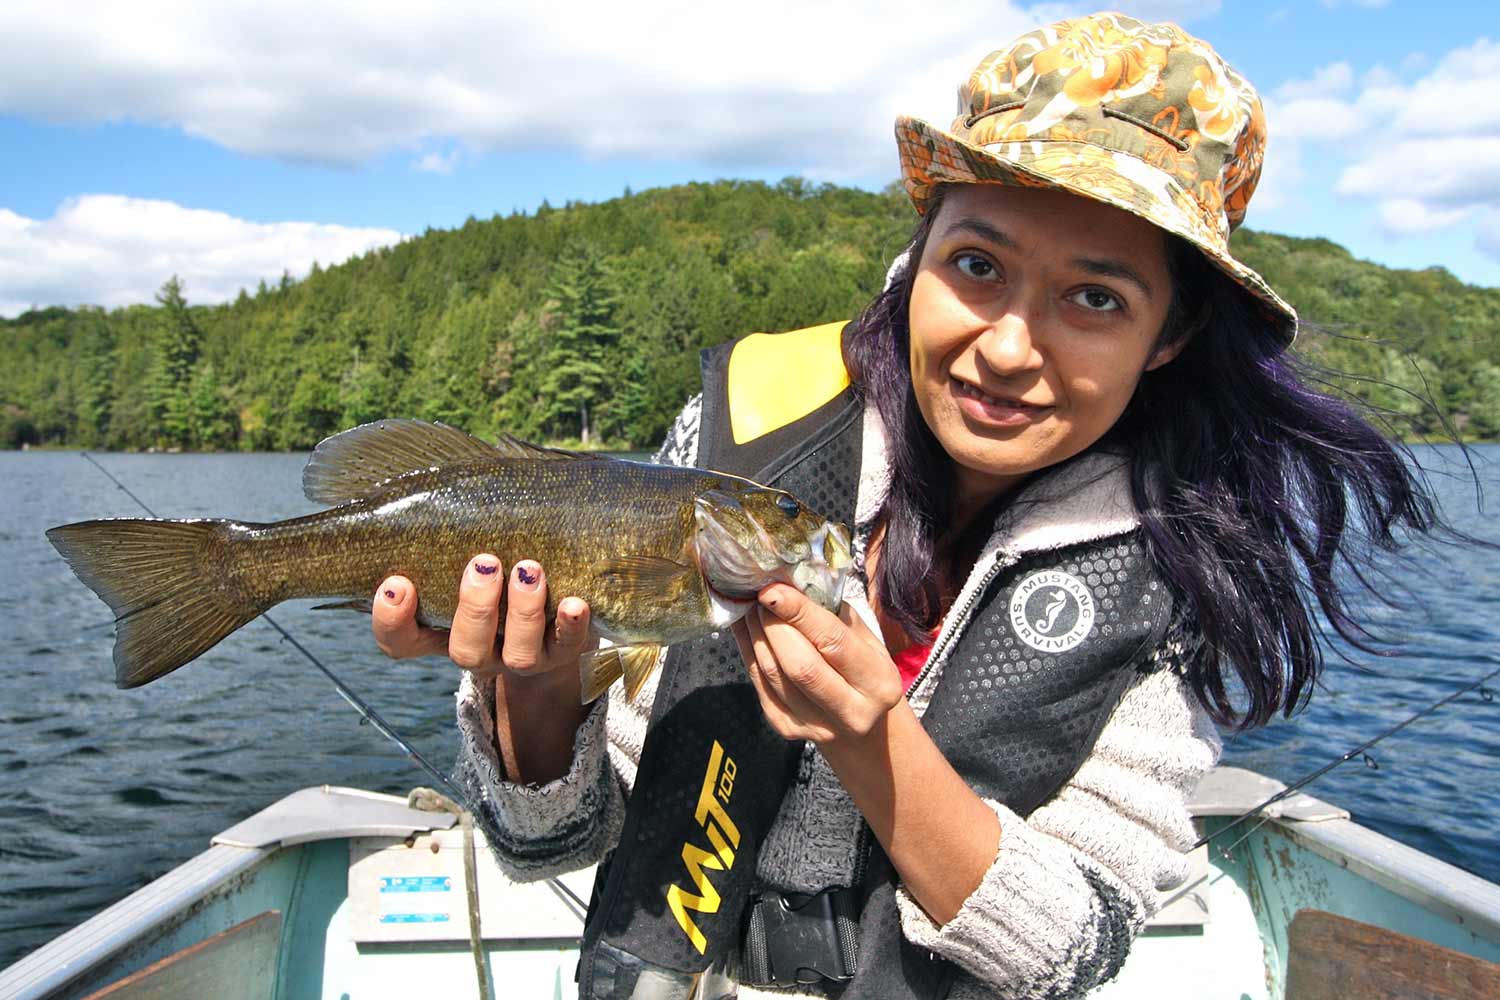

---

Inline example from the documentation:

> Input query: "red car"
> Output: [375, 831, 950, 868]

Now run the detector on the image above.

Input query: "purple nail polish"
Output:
[475, 562, 499, 576]
[517, 565, 539, 585]
[384, 589, 397, 600]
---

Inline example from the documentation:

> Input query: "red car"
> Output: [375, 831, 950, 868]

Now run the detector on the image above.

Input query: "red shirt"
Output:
[891, 625, 942, 693]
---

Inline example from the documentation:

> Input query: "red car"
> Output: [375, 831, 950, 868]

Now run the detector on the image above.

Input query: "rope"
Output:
[409, 787, 492, 1000]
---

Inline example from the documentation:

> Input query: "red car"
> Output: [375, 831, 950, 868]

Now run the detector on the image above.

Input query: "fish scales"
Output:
[237, 457, 712, 640]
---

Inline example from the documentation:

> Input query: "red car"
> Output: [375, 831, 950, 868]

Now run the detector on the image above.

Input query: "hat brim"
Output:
[895, 114, 1297, 344]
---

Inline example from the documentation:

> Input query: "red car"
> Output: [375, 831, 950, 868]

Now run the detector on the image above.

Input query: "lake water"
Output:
[2, 446, 1499, 970]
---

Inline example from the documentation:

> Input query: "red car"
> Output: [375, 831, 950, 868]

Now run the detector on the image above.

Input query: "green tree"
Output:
[147, 276, 202, 448]
[536, 243, 619, 444]
[187, 361, 238, 449]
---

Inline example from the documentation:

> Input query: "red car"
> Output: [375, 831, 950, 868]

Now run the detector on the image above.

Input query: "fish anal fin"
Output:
[311, 599, 374, 614]
[619, 643, 663, 701]
[303, 419, 573, 505]
[578, 644, 663, 704]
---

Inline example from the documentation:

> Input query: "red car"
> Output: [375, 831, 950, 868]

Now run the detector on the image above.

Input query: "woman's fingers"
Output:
[735, 619, 832, 743]
[760, 585, 901, 702]
[449, 556, 504, 672]
[372, 576, 449, 659]
[552, 596, 593, 658]
[501, 560, 549, 673]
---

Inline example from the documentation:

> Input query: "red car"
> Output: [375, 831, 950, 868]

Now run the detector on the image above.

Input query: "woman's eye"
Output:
[1068, 287, 1122, 312]
[953, 253, 997, 280]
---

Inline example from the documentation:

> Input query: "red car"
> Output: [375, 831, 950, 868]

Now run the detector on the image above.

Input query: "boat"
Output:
[2, 766, 1498, 999]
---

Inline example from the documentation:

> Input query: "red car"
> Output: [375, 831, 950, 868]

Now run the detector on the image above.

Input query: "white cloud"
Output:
[1028, 1, 1221, 25]
[1376, 198, 1470, 235]
[0, 196, 402, 317]
[0, 0, 1045, 179]
[1336, 138, 1500, 207]
[1276, 62, 1355, 100]
[1478, 212, 1500, 263]
[413, 149, 460, 174]
[1259, 39, 1500, 246]
[1386, 38, 1500, 138]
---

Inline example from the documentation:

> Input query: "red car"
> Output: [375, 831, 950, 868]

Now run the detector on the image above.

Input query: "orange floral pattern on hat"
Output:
[1029, 16, 1170, 108]
[893, 10, 1295, 339]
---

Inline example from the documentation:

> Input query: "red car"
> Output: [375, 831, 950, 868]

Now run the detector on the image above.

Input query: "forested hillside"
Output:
[4, 178, 1498, 451]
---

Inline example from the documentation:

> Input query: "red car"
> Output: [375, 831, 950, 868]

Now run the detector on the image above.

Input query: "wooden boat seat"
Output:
[78, 910, 282, 1000]
[1285, 908, 1500, 1000]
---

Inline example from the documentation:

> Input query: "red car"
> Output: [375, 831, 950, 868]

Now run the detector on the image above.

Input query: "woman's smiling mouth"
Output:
[950, 378, 1052, 426]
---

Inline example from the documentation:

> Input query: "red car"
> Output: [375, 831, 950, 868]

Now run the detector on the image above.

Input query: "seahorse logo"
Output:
[1036, 590, 1068, 633]
[1009, 571, 1095, 653]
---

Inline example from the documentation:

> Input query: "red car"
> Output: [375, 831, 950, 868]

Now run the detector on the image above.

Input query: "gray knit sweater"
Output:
[454, 397, 1221, 999]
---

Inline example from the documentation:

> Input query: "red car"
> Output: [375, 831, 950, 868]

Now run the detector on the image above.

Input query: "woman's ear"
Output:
[1145, 335, 1190, 371]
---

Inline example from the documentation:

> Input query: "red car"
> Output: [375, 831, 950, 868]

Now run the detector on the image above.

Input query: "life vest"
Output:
[577, 322, 1174, 999]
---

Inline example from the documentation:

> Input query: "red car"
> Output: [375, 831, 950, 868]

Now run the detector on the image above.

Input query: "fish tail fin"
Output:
[46, 519, 262, 688]
[579, 643, 663, 704]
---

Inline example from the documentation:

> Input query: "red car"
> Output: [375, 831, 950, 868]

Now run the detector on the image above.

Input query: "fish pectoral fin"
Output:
[311, 599, 374, 614]
[578, 644, 663, 704]
[594, 555, 698, 602]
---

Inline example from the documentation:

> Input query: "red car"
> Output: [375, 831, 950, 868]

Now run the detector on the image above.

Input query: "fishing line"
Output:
[77, 452, 465, 802]
[1196, 659, 1500, 850]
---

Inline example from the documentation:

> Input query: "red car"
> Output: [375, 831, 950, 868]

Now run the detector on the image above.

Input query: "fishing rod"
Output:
[77, 451, 465, 803]
[1196, 658, 1500, 852]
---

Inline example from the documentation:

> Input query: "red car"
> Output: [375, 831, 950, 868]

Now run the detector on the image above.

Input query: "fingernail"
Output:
[473, 559, 499, 577]
[516, 562, 540, 590]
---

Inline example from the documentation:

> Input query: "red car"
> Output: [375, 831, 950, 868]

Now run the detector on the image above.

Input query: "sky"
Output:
[1, 0, 1496, 317]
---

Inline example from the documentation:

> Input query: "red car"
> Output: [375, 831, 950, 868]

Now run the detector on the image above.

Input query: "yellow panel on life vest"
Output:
[727, 321, 851, 445]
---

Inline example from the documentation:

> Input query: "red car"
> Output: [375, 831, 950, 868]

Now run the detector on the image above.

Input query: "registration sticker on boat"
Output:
[378, 875, 453, 924]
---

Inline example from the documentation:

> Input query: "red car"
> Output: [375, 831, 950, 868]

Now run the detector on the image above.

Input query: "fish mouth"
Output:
[793, 521, 852, 612]
[693, 491, 852, 626]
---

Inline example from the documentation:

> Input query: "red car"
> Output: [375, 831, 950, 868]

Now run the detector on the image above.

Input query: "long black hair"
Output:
[843, 185, 1440, 730]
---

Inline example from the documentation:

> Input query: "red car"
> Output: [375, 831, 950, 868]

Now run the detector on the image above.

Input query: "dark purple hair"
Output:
[842, 187, 1440, 730]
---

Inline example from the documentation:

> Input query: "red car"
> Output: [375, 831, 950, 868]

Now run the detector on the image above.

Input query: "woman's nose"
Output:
[975, 311, 1044, 375]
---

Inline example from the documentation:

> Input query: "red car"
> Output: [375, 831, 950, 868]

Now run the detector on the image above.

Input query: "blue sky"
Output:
[1, 1, 1496, 317]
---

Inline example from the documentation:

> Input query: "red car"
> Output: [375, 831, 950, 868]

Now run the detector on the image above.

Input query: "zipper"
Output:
[910, 549, 1009, 698]
[851, 821, 871, 887]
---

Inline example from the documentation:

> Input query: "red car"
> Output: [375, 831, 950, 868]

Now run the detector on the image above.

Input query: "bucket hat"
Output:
[895, 10, 1297, 341]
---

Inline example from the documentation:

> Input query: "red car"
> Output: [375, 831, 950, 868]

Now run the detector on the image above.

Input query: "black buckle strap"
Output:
[741, 886, 861, 988]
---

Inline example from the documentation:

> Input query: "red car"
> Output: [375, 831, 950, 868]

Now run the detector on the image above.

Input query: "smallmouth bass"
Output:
[46, 419, 853, 702]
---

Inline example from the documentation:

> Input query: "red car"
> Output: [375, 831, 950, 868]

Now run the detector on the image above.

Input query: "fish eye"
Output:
[775, 494, 800, 518]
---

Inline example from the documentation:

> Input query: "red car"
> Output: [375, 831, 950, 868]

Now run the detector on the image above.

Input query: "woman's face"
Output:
[908, 184, 1180, 503]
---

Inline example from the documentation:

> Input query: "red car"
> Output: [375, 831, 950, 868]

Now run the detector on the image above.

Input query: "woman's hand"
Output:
[370, 554, 596, 686]
[732, 582, 904, 746]
[371, 555, 597, 783]
[737, 582, 1000, 925]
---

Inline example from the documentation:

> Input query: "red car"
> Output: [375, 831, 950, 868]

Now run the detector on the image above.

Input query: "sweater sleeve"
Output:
[452, 395, 703, 879]
[892, 629, 1221, 1000]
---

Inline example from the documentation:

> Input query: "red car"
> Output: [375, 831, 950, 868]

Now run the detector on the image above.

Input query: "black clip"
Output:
[1479, 685, 1494, 703]
[742, 886, 859, 988]
[1362, 752, 1379, 770]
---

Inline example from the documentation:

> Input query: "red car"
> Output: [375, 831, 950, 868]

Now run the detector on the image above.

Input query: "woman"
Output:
[372, 13, 1436, 998]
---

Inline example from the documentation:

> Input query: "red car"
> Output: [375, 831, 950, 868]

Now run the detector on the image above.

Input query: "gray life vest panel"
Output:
[576, 334, 1174, 999]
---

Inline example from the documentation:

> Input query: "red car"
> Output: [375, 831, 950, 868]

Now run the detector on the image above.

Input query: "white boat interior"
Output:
[3, 766, 1498, 999]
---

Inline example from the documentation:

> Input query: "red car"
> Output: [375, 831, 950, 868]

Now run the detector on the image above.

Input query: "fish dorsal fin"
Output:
[490, 433, 587, 463]
[303, 419, 572, 504]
